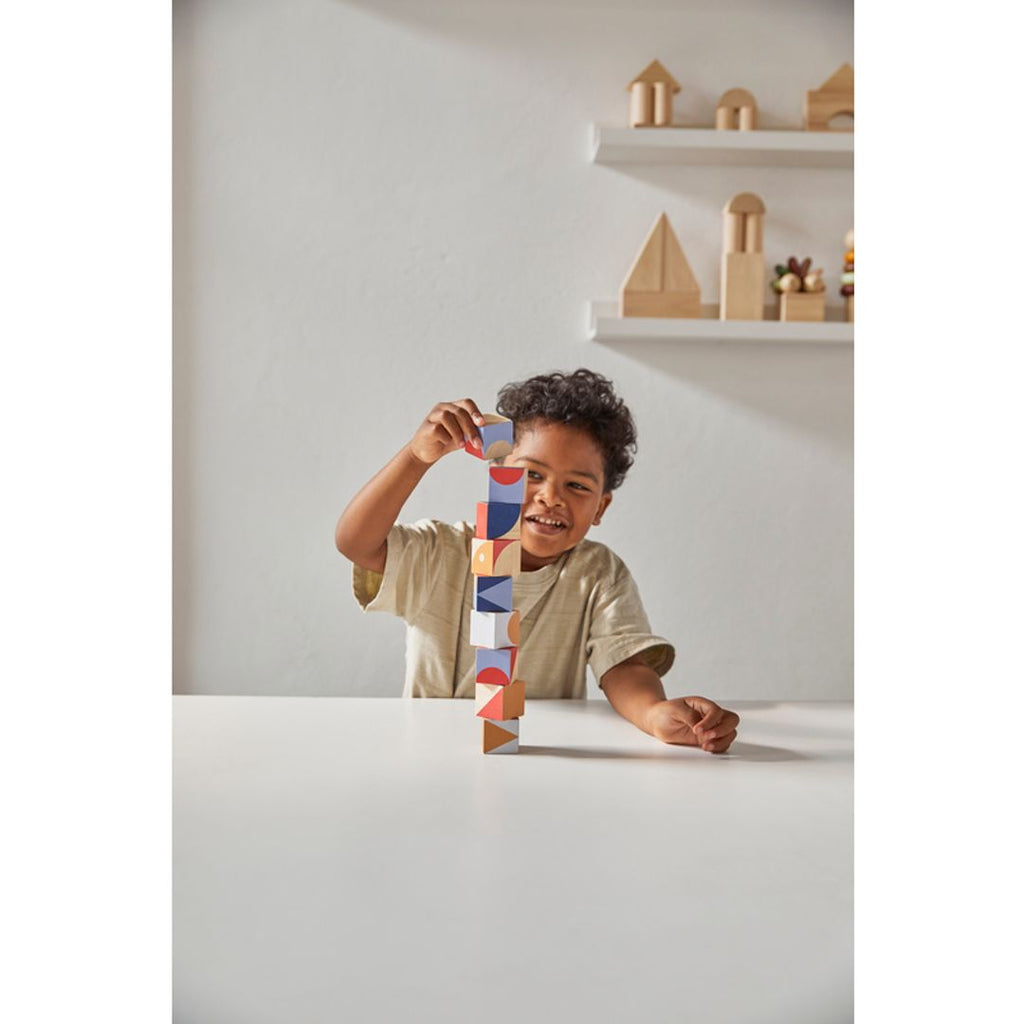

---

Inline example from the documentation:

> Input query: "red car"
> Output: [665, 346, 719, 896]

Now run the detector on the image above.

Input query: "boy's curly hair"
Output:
[495, 368, 637, 491]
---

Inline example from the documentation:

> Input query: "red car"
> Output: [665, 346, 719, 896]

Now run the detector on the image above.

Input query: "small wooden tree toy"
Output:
[715, 88, 758, 131]
[804, 64, 854, 131]
[621, 213, 701, 318]
[720, 193, 766, 321]
[626, 60, 680, 127]
[468, 430, 526, 755]
[771, 256, 826, 322]
[841, 229, 854, 322]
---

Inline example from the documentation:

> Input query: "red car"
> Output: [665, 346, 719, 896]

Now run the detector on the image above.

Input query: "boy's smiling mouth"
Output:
[524, 514, 569, 535]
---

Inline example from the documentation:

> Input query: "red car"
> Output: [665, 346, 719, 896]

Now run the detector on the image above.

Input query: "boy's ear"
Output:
[592, 492, 612, 526]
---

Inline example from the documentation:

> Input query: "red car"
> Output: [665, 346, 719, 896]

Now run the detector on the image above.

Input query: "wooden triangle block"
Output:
[482, 718, 519, 754]
[621, 213, 701, 318]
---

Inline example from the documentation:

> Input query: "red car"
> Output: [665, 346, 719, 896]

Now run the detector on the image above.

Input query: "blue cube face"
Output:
[475, 575, 513, 613]
[476, 647, 517, 685]
[488, 466, 526, 505]
[477, 501, 521, 539]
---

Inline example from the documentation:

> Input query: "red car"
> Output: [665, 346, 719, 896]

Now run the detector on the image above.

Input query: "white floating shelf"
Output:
[588, 302, 854, 344]
[590, 124, 853, 168]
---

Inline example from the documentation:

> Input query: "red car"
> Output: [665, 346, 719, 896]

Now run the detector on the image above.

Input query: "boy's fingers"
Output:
[697, 710, 739, 741]
[455, 398, 487, 426]
[702, 729, 737, 753]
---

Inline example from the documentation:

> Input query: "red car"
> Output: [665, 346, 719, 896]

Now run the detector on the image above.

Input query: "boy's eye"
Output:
[527, 471, 542, 481]
[569, 482, 590, 492]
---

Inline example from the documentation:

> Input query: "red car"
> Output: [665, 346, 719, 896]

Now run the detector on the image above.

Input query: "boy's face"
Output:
[504, 420, 612, 571]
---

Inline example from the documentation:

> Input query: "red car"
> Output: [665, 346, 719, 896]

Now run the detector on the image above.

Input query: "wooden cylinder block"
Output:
[715, 107, 732, 130]
[724, 213, 744, 254]
[744, 213, 763, 254]
[653, 82, 672, 126]
[630, 83, 653, 127]
[738, 105, 756, 131]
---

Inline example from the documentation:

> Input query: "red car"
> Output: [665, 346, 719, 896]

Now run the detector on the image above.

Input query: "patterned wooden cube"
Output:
[470, 609, 520, 649]
[475, 575, 513, 613]
[482, 718, 520, 754]
[464, 414, 514, 461]
[476, 679, 525, 721]
[488, 466, 526, 505]
[476, 647, 517, 686]
[471, 538, 521, 577]
[475, 501, 521, 541]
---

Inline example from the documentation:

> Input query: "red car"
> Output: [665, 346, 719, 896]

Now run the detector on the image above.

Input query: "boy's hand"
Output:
[645, 697, 739, 753]
[409, 400, 487, 465]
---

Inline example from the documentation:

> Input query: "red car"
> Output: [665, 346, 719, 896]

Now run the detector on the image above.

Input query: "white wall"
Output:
[173, 0, 853, 699]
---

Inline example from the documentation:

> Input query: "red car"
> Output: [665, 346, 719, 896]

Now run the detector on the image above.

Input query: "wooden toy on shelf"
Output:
[463, 413, 514, 460]
[715, 88, 758, 131]
[468, 420, 525, 754]
[720, 193, 766, 320]
[804, 63, 854, 131]
[626, 60, 680, 127]
[771, 256, 826, 322]
[621, 212, 701, 318]
[841, 228, 854, 322]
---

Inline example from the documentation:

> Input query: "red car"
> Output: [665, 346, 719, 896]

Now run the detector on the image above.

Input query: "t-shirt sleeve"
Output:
[586, 563, 675, 686]
[352, 519, 451, 624]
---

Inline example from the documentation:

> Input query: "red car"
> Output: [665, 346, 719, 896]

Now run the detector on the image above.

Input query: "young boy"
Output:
[335, 369, 739, 753]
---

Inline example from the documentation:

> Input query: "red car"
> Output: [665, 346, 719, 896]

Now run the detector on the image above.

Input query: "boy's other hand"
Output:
[646, 697, 739, 753]
[409, 400, 487, 465]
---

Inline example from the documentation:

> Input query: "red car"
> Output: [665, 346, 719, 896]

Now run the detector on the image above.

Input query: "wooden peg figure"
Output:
[715, 88, 758, 131]
[720, 193, 766, 321]
[626, 60, 681, 127]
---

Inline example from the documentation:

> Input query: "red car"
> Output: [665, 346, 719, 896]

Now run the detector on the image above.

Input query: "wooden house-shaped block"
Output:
[804, 63, 854, 131]
[626, 60, 680, 127]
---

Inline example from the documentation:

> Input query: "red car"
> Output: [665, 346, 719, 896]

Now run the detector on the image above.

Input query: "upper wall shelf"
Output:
[590, 124, 854, 168]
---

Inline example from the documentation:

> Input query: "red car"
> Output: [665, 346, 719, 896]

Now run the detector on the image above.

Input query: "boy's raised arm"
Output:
[334, 399, 486, 573]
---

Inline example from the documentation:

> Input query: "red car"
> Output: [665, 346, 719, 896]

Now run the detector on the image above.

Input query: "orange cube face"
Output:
[471, 538, 521, 577]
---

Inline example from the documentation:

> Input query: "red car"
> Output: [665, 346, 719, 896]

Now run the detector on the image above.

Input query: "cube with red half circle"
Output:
[476, 647, 517, 686]
[488, 466, 526, 505]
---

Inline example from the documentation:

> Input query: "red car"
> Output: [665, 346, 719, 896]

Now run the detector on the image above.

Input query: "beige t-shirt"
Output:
[352, 519, 675, 699]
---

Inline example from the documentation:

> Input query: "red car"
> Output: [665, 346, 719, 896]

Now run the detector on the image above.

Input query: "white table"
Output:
[174, 698, 852, 1024]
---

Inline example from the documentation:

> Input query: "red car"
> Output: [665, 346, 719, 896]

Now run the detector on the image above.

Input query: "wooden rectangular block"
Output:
[471, 538, 521, 577]
[720, 252, 764, 320]
[476, 647, 517, 686]
[470, 609, 520, 649]
[482, 718, 520, 754]
[475, 679, 526, 721]
[488, 466, 525, 505]
[475, 575, 513, 613]
[464, 414, 514, 461]
[475, 501, 521, 540]
[779, 291, 826, 322]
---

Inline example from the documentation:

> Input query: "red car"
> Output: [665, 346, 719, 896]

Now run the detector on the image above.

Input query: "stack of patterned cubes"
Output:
[465, 414, 526, 754]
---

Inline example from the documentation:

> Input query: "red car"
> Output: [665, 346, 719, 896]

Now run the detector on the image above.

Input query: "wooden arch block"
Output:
[621, 213, 701, 318]
[804, 63, 854, 131]
[721, 193, 766, 321]
[715, 87, 758, 131]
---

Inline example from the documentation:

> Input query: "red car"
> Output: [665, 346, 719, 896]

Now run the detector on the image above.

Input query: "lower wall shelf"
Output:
[588, 302, 854, 344]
